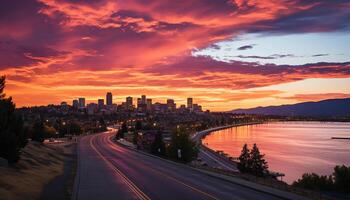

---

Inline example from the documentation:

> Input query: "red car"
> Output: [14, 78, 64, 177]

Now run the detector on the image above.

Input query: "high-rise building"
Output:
[187, 97, 193, 111]
[126, 96, 133, 110]
[167, 99, 176, 112]
[78, 98, 85, 108]
[179, 104, 186, 113]
[137, 98, 142, 107]
[87, 103, 97, 115]
[72, 99, 79, 109]
[98, 99, 104, 108]
[146, 99, 152, 111]
[137, 96, 147, 112]
[141, 95, 146, 104]
[106, 92, 112, 106]
[193, 104, 202, 112]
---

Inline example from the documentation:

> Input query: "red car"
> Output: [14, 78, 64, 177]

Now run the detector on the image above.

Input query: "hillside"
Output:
[231, 98, 350, 117]
[0, 142, 76, 200]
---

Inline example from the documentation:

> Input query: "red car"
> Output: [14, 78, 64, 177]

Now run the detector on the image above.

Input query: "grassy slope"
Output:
[0, 142, 76, 200]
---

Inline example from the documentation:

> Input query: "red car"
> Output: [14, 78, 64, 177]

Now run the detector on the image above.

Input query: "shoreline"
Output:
[192, 121, 263, 144]
[193, 121, 288, 180]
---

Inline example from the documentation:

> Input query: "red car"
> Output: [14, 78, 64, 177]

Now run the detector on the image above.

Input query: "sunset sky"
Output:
[1, 0, 350, 111]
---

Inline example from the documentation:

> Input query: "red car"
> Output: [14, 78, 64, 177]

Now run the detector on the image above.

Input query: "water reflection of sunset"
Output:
[202, 122, 350, 184]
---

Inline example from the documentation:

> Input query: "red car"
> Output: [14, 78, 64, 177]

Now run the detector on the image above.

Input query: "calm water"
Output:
[202, 122, 350, 184]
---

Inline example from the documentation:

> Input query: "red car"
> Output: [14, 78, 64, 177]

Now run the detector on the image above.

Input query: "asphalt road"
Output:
[198, 146, 239, 172]
[73, 132, 302, 200]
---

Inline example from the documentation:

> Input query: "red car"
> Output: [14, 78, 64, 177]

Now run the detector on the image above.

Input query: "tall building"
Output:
[137, 98, 142, 107]
[87, 103, 97, 115]
[98, 99, 104, 108]
[146, 99, 152, 111]
[167, 99, 176, 112]
[193, 104, 202, 112]
[137, 96, 147, 112]
[72, 100, 79, 109]
[141, 95, 146, 104]
[106, 92, 112, 106]
[126, 96, 133, 110]
[187, 97, 193, 111]
[78, 98, 85, 108]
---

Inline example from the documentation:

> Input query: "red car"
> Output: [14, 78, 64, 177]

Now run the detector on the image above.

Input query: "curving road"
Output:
[73, 131, 306, 200]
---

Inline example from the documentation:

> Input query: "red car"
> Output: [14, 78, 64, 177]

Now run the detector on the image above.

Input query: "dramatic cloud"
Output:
[1, 0, 350, 110]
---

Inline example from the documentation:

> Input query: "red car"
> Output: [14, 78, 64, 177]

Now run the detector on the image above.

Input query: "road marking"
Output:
[89, 134, 151, 200]
[106, 133, 219, 200]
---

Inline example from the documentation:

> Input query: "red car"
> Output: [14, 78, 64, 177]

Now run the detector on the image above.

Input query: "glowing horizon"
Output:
[1, 0, 350, 111]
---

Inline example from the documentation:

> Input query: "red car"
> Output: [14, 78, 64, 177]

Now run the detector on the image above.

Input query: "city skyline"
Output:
[1, 0, 350, 111]
[1, 2, 349, 200]
[69, 92, 202, 111]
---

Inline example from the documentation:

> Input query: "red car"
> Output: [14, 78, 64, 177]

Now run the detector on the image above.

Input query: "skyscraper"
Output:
[137, 98, 142, 107]
[141, 95, 146, 104]
[167, 99, 176, 111]
[72, 99, 79, 109]
[146, 99, 152, 111]
[106, 92, 112, 106]
[98, 99, 104, 108]
[187, 97, 193, 111]
[78, 98, 85, 108]
[126, 96, 133, 110]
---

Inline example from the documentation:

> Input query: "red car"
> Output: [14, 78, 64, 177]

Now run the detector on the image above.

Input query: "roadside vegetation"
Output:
[0, 142, 76, 200]
[167, 127, 198, 163]
[115, 120, 198, 163]
[0, 75, 77, 200]
[293, 165, 350, 194]
[237, 143, 269, 176]
[0, 76, 28, 163]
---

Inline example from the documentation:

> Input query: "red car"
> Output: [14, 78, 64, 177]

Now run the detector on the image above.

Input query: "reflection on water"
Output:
[202, 122, 350, 184]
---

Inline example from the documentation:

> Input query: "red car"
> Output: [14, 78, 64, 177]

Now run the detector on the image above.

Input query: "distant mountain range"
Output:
[231, 98, 350, 117]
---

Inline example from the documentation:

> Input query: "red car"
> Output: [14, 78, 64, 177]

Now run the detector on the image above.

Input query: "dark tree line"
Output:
[293, 165, 350, 193]
[115, 121, 198, 163]
[150, 132, 166, 156]
[115, 122, 128, 139]
[0, 76, 28, 163]
[237, 143, 269, 176]
[166, 127, 198, 163]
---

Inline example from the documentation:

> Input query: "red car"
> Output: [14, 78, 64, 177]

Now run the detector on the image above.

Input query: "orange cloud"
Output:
[283, 93, 350, 102]
[1, 0, 350, 111]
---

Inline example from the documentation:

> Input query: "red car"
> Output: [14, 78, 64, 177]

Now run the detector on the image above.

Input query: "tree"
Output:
[333, 165, 350, 193]
[293, 173, 333, 191]
[0, 75, 5, 99]
[151, 132, 166, 156]
[250, 144, 268, 176]
[0, 76, 28, 163]
[99, 118, 107, 131]
[116, 122, 127, 139]
[31, 121, 46, 143]
[168, 127, 198, 163]
[293, 165, 350, 193]
[238, 144, 251, 173]
[59, 121, 83, 136]
[135, 120, 142, 130]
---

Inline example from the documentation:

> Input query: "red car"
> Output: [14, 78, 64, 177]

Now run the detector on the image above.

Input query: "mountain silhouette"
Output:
[231, 98, 350, 117]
